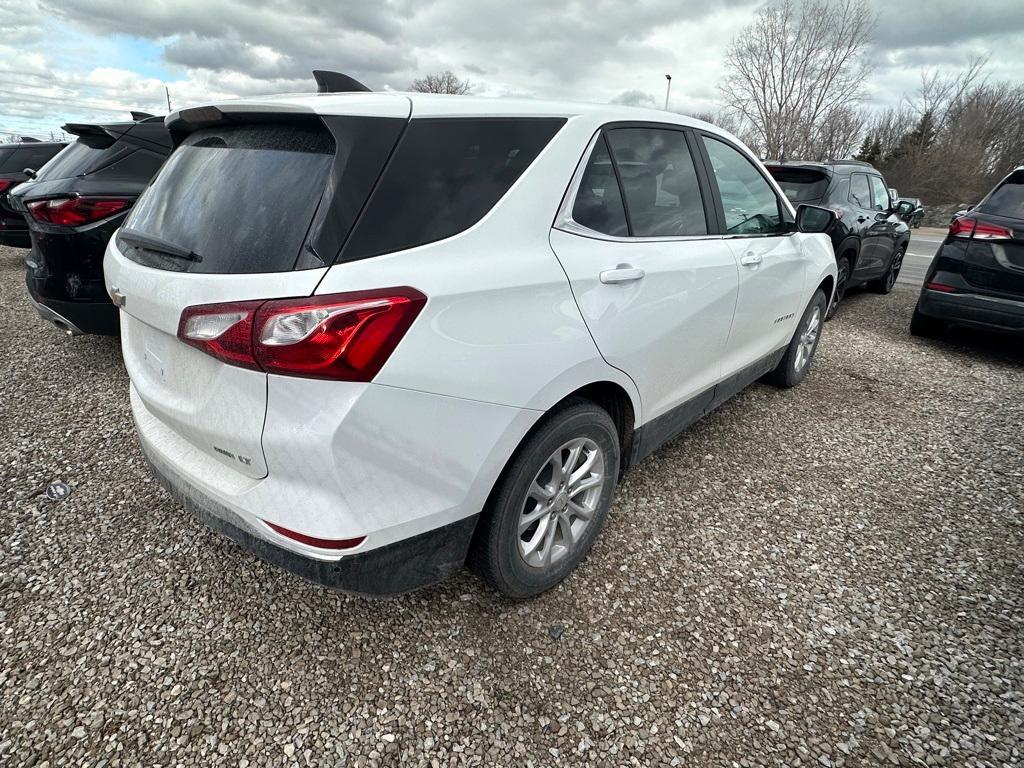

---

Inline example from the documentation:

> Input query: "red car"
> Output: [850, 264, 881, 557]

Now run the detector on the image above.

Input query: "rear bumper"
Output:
[143, 441, 478, 596]
[25, 274, 119, 336]
[917, 287, 1024, 335]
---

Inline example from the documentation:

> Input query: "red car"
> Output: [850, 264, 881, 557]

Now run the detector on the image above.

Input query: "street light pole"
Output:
[664, 74, 672, 111]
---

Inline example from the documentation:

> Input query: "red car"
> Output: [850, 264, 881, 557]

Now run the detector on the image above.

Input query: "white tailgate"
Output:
[105, 238, 327, 479]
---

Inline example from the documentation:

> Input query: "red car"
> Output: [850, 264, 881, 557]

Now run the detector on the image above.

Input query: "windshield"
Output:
[123, 123, 335, 274]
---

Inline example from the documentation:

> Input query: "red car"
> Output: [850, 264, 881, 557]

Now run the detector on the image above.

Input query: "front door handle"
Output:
[740, 252, 762, 267]
[600, 264, 645, 284]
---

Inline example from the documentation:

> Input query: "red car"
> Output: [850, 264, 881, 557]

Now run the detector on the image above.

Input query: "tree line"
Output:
[411, 0, 1021, 206]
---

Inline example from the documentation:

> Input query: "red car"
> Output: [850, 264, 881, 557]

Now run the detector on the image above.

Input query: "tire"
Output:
[825, 256, 850, 321]
[871, 246, 905, 294]
[468, 400, 620, 599]
[910, 306, 944, 338]
[763, 290, 827, 389]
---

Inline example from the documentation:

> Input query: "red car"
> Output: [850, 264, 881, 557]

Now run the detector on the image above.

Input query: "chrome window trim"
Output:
[553, 128, 723, 244]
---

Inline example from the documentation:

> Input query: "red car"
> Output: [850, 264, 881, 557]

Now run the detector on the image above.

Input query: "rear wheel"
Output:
[764, 290, 827, 388]
[468, 400, 620, 599]
[910, 306, 944, 338]
[825, 256, 850, 320]
[871, 246, 904, 294]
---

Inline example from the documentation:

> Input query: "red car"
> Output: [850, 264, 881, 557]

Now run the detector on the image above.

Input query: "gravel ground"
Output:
[1, 244, 1022, 767]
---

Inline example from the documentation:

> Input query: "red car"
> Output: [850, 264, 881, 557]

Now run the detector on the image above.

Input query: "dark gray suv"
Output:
[767, 160, 913, 318]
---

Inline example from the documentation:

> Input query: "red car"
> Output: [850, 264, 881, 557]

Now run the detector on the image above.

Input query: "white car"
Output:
[104, 74, 837, 598]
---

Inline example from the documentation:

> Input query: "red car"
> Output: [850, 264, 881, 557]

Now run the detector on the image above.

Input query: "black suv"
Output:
[10, 115, 171, 336]
[911, 167, 1024, 339]
[0, 139, 67, 248]
[767, 160, 913, 318]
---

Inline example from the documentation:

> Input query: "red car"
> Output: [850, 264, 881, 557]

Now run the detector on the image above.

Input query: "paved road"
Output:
[897, 227, 945, 288]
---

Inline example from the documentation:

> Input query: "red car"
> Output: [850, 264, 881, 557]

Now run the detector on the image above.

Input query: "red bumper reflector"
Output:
[925, 282, 957, 293]
[263, 520, 365, 550]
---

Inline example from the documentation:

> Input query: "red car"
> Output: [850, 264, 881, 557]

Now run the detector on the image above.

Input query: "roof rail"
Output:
[312, 70, 371, 94]
[827, 158, 874, 167]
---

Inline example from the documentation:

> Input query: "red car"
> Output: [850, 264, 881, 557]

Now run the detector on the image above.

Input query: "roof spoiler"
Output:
[312, 70, 371, 94]
[131, 110, 155, 121]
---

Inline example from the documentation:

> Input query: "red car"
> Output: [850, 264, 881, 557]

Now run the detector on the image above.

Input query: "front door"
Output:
[697, 134, 806, 376]
[549, 126, 738, 422]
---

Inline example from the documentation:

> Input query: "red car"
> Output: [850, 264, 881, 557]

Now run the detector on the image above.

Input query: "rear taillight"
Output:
[949, 218, 1013, 241]
[177, 288, 426, 382]
[925, 282, 957, 293]
[0, 179, 13, 194]
[26, 196, 131, 227]
[178, 300, 264, 371]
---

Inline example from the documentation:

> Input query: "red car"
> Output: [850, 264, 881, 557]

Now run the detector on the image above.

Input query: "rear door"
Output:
[698, 134, 804, 374]
[104, 109, 409, 478]
[550, 124, 738, 422]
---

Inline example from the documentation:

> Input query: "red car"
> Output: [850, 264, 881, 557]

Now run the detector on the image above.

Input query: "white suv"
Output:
[104, 80, 837, 598]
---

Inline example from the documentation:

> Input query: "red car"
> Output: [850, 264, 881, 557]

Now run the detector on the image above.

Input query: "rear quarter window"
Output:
[341, 117, 566, 260]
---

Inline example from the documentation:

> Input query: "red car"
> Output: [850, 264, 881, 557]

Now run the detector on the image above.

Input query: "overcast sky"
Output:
[2, 0, 1023, 140]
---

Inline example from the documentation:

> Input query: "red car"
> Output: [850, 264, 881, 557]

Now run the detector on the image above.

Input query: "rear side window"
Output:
[572, 136, 628, 236]
[342, 118, 565, 260]
[768, 167, 830, 203]
[976, 170, 1024, 218]
[849, 173, 871, 208]
[124, 123, 335, 274]
[605, 128, 706, 237]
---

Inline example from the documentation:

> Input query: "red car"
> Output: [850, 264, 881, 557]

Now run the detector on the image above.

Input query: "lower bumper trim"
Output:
[143, 444, 480, 597]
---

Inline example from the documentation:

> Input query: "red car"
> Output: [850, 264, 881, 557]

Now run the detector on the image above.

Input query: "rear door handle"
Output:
[739, 252, 762, 267]
[599, 264, 645, 284]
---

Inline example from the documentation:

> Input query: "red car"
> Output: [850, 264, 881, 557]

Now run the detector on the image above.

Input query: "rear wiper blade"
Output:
[118, 228, 202, 262]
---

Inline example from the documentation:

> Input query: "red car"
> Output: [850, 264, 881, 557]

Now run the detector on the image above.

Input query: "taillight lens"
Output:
[26, 196, 132, 227]
[949, 217, 1013, 241]
[178, 300, 264, 371]
[925, 281, 957, 293]
[0, 179, 13, 194]
[176, 288, 426, 381]
[973, 221, 1013, 240]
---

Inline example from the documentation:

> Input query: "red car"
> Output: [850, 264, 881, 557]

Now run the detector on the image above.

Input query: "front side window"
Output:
[849, 173, 871, 209]
[571, 136, 628, 236]
[605, 128, 707, 237]
[343, 117, 566, 260]
[702, 136, 783, 235]
[868, 175, 890, 211]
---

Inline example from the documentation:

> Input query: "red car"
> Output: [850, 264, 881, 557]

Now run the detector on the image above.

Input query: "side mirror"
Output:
[895, 201, 914, 217]
[795, 204, 836, 234]
[23, 168, 37, 180]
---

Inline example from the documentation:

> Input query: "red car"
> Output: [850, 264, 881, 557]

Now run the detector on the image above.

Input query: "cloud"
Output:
[611, 89, 657, 107]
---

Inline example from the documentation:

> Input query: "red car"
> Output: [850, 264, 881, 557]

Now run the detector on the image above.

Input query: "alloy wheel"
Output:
[518, 438, 605, 569]
[793, 305, 821, 373]
[886, 249, 904, 290]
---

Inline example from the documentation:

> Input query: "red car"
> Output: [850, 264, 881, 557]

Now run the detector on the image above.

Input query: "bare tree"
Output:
[409, 71, 474, 95]
[720, 0, 876, 160]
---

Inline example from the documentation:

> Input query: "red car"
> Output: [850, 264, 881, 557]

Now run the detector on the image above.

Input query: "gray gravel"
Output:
[1, 244, 1022, 767]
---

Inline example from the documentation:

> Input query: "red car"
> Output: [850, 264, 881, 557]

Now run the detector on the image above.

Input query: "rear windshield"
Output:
[341, 117, 566, 260]
[767, 167, 830, 203]
[37, 139, 122, 180]
[0, 144, 64, 174]
[976, 170, 1024, 219]
[123, 123, 335, 274]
